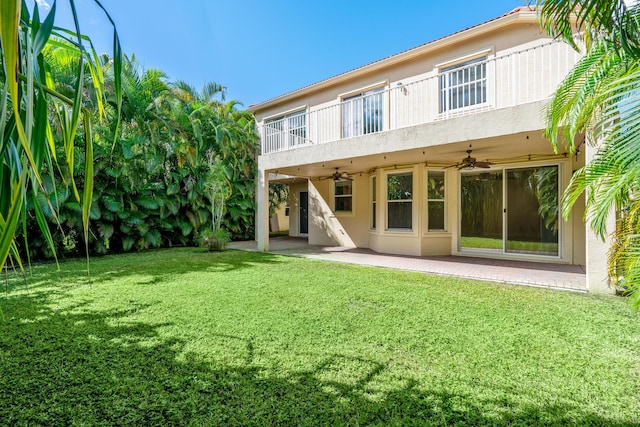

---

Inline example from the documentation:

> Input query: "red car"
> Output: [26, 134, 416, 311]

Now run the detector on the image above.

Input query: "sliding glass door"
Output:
[460, 166, 559, 257]
[506, 166, 558, 256]
[460, 171, 503, 251]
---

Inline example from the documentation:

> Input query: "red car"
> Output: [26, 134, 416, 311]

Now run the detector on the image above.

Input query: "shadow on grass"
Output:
[2, 248, 285, 294]
[0, 289, 634, 426]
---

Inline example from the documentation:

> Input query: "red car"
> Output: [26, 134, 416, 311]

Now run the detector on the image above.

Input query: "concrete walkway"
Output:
[229, 237, 587, 292]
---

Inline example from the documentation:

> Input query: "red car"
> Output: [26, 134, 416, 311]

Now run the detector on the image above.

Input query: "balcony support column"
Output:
[256, 165, 270, 252]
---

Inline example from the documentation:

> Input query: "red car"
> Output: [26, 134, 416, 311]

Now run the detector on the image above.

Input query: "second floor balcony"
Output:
[258, 39, 581, 155]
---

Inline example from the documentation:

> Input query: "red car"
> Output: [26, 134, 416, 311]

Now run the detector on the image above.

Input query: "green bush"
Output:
[198, 228, 231, 251]
[17, 54, 258, 260]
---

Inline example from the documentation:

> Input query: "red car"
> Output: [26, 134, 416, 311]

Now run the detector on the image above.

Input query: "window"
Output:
[427, 171, 445, 231]
[460, 166, 559, 256]
[387, 172, 412, 230]
[334, 181, 353, 212]
[439, 56, 487, 113]
[371, 176, 377, 229]
[264, 110, 307, 152]
[342, 87, 384, 138]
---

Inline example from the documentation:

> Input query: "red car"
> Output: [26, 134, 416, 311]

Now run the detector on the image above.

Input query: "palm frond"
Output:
[537, 0, 640, 56]
[201, 81, 226, 102]
[539, 0, 640, 305]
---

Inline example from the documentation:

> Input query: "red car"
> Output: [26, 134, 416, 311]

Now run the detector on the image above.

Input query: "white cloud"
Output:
[35, 0, 50, 9]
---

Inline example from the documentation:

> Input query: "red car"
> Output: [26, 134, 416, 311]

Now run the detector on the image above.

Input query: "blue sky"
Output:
[45, 0, 524, 108]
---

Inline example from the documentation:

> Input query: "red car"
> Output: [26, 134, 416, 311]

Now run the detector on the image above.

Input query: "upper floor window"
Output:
[342, 87, 384, 138]
[264, 110, 307, 152]
[439, 56, 487, 113]
[334, 180, 353, 212]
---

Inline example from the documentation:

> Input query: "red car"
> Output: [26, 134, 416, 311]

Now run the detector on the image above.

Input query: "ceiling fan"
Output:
[332, 168, 352, 182]
[448, 147, 493, 170]
[318, 167, 353, 182]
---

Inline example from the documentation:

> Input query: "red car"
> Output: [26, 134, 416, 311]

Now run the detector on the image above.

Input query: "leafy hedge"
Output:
[18, 53, 258, 260]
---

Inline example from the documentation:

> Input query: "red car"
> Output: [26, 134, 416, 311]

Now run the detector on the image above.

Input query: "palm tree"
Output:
[0, 0, 121, 270]
[536, 0, 640, 307]
[171, 80, 227, 105]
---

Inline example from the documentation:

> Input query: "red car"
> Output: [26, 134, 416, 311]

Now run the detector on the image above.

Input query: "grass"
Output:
[461, 236, 504, 250]
[461, 236, 559, 254]
[0, 248, 639, 426]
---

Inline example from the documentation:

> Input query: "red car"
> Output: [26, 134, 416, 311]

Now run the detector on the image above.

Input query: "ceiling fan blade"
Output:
[475, 162, 492, 168]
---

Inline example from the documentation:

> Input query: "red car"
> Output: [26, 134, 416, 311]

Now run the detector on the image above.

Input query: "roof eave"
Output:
[248, 8, 539, 113]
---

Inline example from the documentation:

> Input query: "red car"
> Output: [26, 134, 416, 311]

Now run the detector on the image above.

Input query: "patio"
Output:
[229, 236, 587, 292]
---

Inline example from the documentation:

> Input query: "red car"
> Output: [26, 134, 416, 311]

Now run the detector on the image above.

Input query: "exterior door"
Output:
[505, 166, 559, 256]
[460, 166, 559, 257]
[299, 191, 309, 235]
[460, 171, 503, 252]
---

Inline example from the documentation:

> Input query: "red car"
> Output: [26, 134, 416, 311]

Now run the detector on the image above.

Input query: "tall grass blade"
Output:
[32, 0, 55, 58]
[0, 174, 25, 269]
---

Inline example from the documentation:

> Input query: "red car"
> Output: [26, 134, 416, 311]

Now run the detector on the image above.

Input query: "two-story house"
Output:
[249, 6, 612, 294]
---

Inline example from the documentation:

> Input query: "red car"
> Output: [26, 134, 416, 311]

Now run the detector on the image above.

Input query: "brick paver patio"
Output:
[229, 237, 587, 292]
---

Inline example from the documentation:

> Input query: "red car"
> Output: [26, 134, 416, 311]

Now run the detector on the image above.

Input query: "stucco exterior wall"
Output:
[252, 8, 606, 292]
[270, 204, 289, 232]
[306, 180, 354, 247]
[571, 150, 587, 266]
[253, 24, 552, 124]
[259, 101, 550, 174]
[260, 106, 583, 265]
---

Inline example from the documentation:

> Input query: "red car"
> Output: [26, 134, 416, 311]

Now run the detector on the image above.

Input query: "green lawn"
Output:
[1, 249, 638, 426]
[461, 236, 559, 254]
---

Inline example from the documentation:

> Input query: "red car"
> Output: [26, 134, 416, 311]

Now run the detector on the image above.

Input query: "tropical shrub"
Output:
[16, 49, 258, 260]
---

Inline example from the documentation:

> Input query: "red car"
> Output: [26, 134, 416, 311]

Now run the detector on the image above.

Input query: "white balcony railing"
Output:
[260, 39, 582, 154]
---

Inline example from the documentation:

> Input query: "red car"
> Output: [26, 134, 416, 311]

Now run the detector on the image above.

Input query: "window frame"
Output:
[457, 162, 563, 259]
[332, 179, 355, 216]
[340, 83, 387, 139]
[426, 170, 446, 232]
[437, 50, 491, 114]
[370, 175, 377, 230]
[385, 170, 414, 232]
